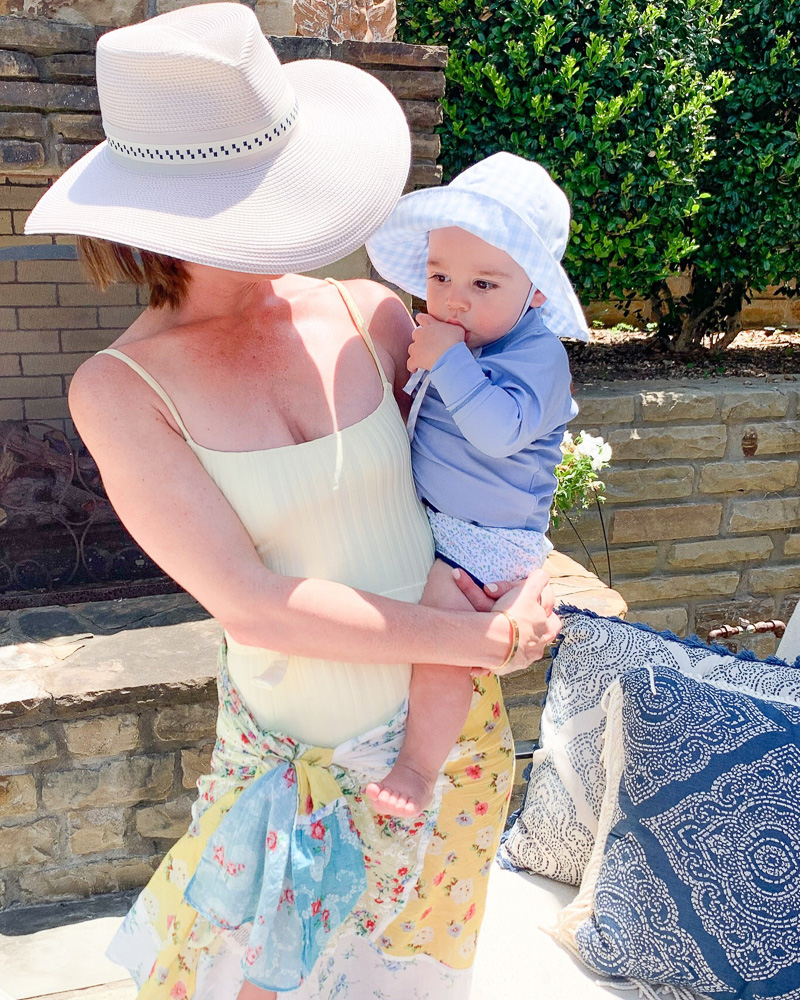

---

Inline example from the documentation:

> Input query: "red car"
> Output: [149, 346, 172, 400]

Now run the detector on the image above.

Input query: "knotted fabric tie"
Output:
[184, 742, 366, 991]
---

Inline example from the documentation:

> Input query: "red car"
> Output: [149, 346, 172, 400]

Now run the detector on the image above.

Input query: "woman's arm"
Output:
[69, 356, 558, 673]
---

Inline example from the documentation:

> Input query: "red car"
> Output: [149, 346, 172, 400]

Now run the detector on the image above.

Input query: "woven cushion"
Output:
[551, 665, 800, 1000]
[499, 610, 800, 885]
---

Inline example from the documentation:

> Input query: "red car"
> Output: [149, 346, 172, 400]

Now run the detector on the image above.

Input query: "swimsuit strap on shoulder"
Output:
[325, 277, 391, 387]
[96, 348, 194, 443]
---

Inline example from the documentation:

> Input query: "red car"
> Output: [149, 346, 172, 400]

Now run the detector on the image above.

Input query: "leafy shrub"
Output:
[397, 0, 730, 328]
[650, 0, 800, 350]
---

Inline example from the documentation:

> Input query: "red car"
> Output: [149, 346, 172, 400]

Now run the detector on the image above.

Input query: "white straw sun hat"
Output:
[25, 2, 411, 273]
[366, 152, 590, 341]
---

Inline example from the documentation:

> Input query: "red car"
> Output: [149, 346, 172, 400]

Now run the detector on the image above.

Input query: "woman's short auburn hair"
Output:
[77, 236, 191, 310]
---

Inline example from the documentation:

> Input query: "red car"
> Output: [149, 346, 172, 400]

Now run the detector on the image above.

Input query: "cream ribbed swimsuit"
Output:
[99, 279, 434, 748]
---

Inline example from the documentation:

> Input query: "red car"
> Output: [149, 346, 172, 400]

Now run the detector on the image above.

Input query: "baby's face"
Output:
[426, 227, 537, 349]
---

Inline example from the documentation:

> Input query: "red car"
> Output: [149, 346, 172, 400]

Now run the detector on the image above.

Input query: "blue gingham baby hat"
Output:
[366, 152, 589, 342]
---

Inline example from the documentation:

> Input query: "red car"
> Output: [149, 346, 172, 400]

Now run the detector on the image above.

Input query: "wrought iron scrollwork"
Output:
[0, 420, 161, 595]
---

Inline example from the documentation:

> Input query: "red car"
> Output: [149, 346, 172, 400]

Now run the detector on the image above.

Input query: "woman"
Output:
[25, 5, 560, 998]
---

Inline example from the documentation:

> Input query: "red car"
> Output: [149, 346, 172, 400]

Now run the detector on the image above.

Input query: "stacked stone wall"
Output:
[0, 686, 217, 909]
[560, 378, 800, 654]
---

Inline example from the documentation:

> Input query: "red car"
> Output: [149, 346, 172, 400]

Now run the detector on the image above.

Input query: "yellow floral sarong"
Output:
[107, 648, 513, 999]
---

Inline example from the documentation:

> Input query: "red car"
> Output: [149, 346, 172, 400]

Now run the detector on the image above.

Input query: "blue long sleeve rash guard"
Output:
[410, 308, 578, 532]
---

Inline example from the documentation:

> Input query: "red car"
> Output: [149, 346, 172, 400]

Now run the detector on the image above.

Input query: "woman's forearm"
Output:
[222, 572, 516, 670]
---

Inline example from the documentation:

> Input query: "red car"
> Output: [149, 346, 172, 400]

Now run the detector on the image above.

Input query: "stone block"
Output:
[722, 390, 789, 421]
[0, 282, 56, 306]
[0, 207, 13, 233]
[135, 793, 194, 840]
[68, 808, 126, 856]
[608, 546, 659, 576]
[0, 774, 37, 816]
[602, 465, 694, 503]
[749, 565, 800, 595]
[56, 141, 97, 169]
[0, 725, 60, 768]
[411, 132, 440, 160]
[17, 258, 85, 282]
[0, 50, 38, 79]
[667, 536, 773, 570]
[626, 606, 688, 636]
[611, 503, 722, 544]
[607, 425, 726, 460]
[0, 354, 19, 375]
[21, 351, 91, 375]
[506, 702, 542, 744]
[49, 112, 104, 142]
[58, 282, 138, 306]
[63, 713, 140, 758]
[0, 181, 48, 209]
[0, 16, 95, 56]
[0, 818, 59, 866]
[24, 396, 70, 419]
[18, 855, 161, 904]
[694, 598, 776, 638]
[98, 305, 144, 329]
[639, 389, 717, 422]
[61, 328, 118, 352]
[499, 659, 547, 701]
[739, 422, 800, 457]
[41, 756, 174, 811]
[370, 69, 445, 100]
[0, 138, 45, 169]
[407, 162, 442, 188]
[777, 593, 800, 623]
[339, 40, 448, 69]
[618, 571, 739, 604]
[398, 99, 442, 129]
[0, 82, 99, 114]
[153, 702, 217, 744]
[0, 374, 62, 398]
[37, 54, 96, 84]
[699, 460, 798, 494]
[0, 306, 16, 330]
[0, 399, 23, 419]
[181, 746, 213, 790]
[572, 393, 634, 425]
[18, 305, 97, 329]
[729, 497, 800, 534]
[0, 330, 59, 352]
[785, 534, 800, 557]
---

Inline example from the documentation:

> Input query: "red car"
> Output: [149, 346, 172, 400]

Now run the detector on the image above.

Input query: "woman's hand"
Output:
[453, 568, 560, 675]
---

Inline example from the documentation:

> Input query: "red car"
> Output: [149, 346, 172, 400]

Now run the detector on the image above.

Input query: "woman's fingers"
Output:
[492, 569, 562, 672]
[451, 568, 496, 611]
[483, 579, 518, 599]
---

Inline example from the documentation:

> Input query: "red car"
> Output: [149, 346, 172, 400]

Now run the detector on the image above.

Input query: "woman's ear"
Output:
[530, 289, 547, 308]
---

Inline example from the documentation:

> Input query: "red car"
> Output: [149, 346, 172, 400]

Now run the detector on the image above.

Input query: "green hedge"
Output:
[398, 0, 800, 348]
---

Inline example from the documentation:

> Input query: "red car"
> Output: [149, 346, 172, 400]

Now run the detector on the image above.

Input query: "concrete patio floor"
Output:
[0, 865, 611, 1000]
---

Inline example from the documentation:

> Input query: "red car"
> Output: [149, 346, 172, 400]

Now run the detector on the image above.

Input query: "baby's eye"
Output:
[428, 273, 449, 283]
[474, 280, 497, 291]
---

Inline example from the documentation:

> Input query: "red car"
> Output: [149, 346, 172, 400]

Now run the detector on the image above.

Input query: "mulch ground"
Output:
[566, 328, 800, 383]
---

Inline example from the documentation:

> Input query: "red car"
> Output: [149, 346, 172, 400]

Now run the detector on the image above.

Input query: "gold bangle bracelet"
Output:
[496, 610, 520, 670]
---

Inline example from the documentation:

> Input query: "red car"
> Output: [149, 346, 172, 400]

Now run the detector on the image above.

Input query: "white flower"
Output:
[474, 825, 495, 851]
[412, 927, 434, 945]
[449, 878, 474, 904]
[459, 932, 478, 958]
[573, 431, 612, 471]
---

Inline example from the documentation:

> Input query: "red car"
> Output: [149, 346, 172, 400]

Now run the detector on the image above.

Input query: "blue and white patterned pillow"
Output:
[552, 665, 800, 1000]
[499, 610, 800, 885]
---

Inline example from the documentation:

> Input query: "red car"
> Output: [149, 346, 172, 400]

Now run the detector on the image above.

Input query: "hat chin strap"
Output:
[512, 282, 536, 330]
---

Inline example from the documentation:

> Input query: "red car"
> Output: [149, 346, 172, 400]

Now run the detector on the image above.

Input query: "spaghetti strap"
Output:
[96, 348, 195, 444]
[325, 278, 391, 387]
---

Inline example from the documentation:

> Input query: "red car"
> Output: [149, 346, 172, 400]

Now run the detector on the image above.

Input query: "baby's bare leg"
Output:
[366, 559, 476, 817]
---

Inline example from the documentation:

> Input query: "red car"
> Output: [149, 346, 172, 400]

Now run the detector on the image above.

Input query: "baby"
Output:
[364, 152, 589, 816]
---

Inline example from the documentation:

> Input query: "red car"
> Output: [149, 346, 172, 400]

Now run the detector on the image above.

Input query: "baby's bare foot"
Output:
[365, 762, 436, 818]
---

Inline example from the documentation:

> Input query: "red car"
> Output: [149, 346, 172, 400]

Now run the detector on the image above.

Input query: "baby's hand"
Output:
[407, 314, 465, 372]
